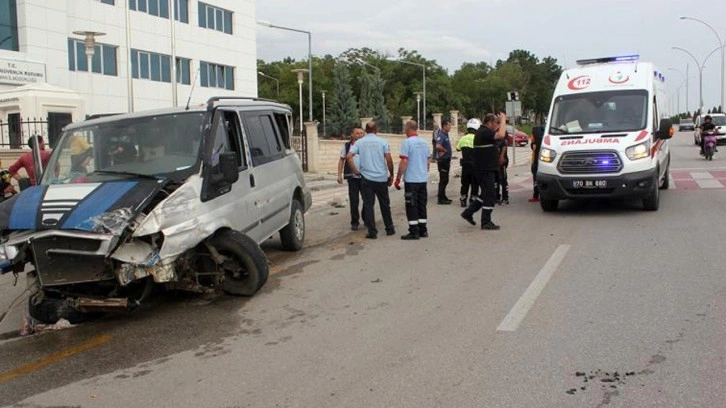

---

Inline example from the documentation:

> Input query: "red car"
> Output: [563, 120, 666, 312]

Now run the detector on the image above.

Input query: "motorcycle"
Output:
[0, 169, 17, 202]
[703, 131, 718, 161]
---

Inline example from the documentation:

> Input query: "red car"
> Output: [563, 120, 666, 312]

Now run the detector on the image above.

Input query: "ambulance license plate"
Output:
[572, 180, 608, 189]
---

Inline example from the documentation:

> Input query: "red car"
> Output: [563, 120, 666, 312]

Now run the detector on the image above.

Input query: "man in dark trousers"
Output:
[461, 112, 507, 230]
[395, 120, 430, 240]
[457, 118, 480, 207]
[495, 135, 509, 205]
[435, 119, 453, 204]
[337, 127, 365, 230]
[528, 124, 545, 202]
[347, 121, 395, 239]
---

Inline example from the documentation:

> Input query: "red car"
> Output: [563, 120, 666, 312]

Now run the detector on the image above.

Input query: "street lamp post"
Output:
[73, 31, 106, 116]
[389, 58, 427, 130]
[321, 90, 327, 137]
[291, 68, 309, 136]
[414, 92, 423, 127]
[680, 17, 724, 111]
[355, 58, 381, 73]
[258, 21, 313, 121]
[673, 45, 726, 113]
[667, 66, 688, 113]
[257, 71, 280, 97]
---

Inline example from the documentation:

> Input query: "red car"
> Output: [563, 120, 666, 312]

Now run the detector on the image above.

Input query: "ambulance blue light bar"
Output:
[576, 54, 640, 65]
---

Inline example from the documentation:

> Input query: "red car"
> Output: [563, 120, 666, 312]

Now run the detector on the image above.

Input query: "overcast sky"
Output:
[256, 0, 726, 112]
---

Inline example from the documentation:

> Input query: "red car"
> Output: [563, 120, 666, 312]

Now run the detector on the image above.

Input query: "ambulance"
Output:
[537, 55, 674, 211]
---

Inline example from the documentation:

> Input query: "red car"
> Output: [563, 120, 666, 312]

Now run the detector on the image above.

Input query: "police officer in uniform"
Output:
[461, 112, 507, 230]
[457, 118, 480, 207]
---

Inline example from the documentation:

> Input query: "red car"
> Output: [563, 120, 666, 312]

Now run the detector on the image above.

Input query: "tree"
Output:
[327, 62, 359, 137]
[358, 69, 374, 117]
[371, 70, 389, 131]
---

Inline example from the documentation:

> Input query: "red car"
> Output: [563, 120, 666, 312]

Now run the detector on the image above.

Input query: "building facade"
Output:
[0, 0, 257, 147]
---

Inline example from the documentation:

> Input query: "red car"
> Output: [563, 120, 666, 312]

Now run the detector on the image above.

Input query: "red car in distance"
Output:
[506, 126, 529, 147]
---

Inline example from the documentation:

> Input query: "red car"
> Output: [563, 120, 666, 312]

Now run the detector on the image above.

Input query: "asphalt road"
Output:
[1, 131, 725, 407]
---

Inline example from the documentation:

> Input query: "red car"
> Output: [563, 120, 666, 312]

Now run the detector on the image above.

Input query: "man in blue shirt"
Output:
[347, 121, 395, 239]
[395, 120, 430, 240]
[435, 119, 453, 204]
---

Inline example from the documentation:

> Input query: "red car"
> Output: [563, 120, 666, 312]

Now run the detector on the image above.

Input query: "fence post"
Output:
[304, 121, 319, 173]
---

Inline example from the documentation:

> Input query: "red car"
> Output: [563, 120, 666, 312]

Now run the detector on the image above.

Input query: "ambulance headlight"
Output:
[626, 141, 651, 160]
[540, 148, 557, 163]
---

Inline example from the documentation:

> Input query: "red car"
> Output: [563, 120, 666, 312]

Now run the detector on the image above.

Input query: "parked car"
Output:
[0, 96, 312, 324]
[506, 125, 529, 147]
[679, 118, 694, 131]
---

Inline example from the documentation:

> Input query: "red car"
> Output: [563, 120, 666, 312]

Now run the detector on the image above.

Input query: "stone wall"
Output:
[314, 131, 435, 175]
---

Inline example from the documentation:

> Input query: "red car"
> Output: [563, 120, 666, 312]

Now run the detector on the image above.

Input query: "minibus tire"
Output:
[280, 199, 305, 251]
[211, 230, 269, 296]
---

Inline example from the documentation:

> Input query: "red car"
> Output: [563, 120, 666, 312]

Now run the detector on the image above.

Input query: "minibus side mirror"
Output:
[655, 118, 674, 140]
[218, 152, 240, 184]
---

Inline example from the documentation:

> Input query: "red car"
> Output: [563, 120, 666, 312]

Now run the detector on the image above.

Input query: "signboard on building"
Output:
[0, 58, 47, 85]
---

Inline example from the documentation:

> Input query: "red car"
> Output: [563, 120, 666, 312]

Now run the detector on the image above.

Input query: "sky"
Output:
[256, 0, 726, 113]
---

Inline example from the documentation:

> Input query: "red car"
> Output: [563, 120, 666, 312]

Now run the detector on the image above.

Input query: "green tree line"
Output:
[257, 48, 563, 137]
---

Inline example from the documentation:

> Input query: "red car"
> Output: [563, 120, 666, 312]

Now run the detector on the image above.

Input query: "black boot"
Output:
[401, 225, 420, 240]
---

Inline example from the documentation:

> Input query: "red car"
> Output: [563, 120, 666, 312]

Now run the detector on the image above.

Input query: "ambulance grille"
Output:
[558, 151, 623, 174]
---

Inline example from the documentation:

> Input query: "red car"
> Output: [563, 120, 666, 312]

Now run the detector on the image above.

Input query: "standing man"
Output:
[431, 121, 440, 162]
[8, 135, 52, 188]
[461, 112, 507, 230]
[528, 124, 545, 202]
[457, 118, 480, 207]
[395, 120, 430, 240]
[435, 119, 453, 204]
[347, 121, 395, 239]
[337, 127, 365, 230]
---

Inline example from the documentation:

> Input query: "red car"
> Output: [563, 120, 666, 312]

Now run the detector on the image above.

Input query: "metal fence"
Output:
[0, 117, 49, 149]
[0, 114, 72, 149]
[291, 132, 308, 172]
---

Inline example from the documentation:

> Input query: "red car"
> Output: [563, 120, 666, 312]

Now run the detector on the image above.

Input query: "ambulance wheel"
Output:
[659, 162, 670, 190]
[210, 230, 269, 296]
[540, 198, 559, 212]
[643, 180, 660, 211]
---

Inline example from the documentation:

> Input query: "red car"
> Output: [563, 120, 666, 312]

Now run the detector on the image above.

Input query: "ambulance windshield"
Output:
[549, 90, 648, 135]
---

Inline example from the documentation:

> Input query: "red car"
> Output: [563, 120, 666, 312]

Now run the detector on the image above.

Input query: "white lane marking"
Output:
[691, 172, 724, 189]
[669, 174, 677, 190]
[497, 244, 571, 332]
[672, 166, 726, 171]
[691, 172, 714, 180]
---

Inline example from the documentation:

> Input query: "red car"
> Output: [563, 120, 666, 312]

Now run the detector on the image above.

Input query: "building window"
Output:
[131, 49, 190, 85]
[129, 0, 188, 23]
[198, 2, 232, 34]
[200, 61, 234, 90]
[67, 38, 118, 76]
[97, 0, 115, 5]
[0, 0, 19, 51]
